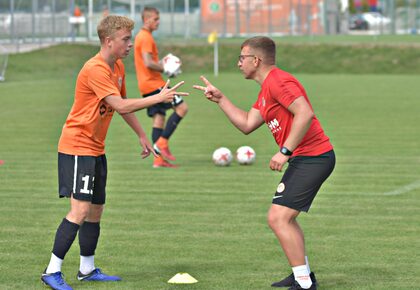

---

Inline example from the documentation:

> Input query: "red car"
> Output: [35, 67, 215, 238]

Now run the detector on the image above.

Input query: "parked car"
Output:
[362, 12, 391, 29]
[349, 14, 368, 30]
[349, 12, 391, 30]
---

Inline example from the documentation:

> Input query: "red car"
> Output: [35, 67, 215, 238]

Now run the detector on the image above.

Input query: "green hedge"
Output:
[6, 41, 420, 81]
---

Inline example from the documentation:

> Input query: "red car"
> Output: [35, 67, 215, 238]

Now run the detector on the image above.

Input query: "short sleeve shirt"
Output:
[58, 53, 125, 156]
[253, 68, 333, 157]
[134, 29, 166, 95]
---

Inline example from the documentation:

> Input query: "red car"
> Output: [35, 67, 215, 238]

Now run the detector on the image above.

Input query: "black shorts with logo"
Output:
[58, 153, 107, 204]
[272, 150, 335, 212]
[143, 87, 184, 117]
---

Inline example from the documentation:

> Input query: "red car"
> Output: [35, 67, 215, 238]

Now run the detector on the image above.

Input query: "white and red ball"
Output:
[212, 147, 233, 166]
[162, 53, 182, 77]
[236, 146, 256, 165]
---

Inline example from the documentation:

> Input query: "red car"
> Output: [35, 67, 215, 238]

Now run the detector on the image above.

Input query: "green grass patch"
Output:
[0, 44, 419, 289]
[5, 37, 420, 83]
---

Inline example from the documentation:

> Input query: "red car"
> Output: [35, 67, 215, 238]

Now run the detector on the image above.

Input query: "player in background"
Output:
[134, 6, 188, 168]
[41, 15, 188, 290]
[193, 36, 335, 290]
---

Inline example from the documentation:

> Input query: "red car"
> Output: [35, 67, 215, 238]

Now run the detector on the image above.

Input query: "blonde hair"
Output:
[97, 15, 134, 43]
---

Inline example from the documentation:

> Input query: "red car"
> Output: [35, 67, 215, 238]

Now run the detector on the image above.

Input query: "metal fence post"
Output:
[52, 0, 56, 42]
[268, 0, 272, 36]
[223, 0, 227, 37]
[235, 0, 240, 36]
[32, 0, 36, 43]
[184, 0, 190, 39]
[88, 0, 93, 41]
[10, 0, 15, 44]
[416, 0, 420, 33]
[70, 0, 75, 42]
[170, 0, 174, 36]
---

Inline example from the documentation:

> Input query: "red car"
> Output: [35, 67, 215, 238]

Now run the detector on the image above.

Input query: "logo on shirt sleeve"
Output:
[99, 103, 114, 116]
[100, 104, 107, 115]
[118, 77, 123, 89]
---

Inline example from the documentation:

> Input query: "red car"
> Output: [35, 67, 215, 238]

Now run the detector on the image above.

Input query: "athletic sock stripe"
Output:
[73, 156, 78, 194]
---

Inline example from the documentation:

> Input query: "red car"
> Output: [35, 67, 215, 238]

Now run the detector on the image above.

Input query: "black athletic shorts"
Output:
[58, 153, 107, 204]
[272, 150, 335, 212]
[143, 87, 184, 117]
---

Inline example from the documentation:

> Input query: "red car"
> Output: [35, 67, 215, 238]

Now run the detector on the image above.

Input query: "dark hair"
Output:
[241, 36, 276, 65]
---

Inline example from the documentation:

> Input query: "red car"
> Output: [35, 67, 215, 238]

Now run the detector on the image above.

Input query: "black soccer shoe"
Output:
[288, 280, 317, 290]
[271, 272, 317, 288]
[271, 272, 294, 287]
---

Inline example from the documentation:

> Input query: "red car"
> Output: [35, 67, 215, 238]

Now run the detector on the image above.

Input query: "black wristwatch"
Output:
[280, 146, 293, 156]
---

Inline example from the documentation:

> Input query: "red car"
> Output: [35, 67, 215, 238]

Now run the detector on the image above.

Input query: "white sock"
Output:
[46, 253, 63, 274]
[305, 256, 311, 273]
[79, 255, 95, 275]
[292, 264, 312, 289]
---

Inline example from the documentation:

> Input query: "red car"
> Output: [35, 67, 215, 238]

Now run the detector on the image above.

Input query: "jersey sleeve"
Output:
[272, 80, 305, 108]
[121, 75, 126, 97]
[252, 96, 260, 110]
[118, 61, 127, 97]
[141, 33, 154, 54]
[87, 64, 121, 100]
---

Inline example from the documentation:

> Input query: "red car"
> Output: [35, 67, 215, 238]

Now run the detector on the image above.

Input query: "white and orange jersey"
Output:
[58, 53, 126, 156]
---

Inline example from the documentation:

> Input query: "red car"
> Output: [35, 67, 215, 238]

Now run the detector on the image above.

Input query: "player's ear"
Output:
[104, 35, 112, 47]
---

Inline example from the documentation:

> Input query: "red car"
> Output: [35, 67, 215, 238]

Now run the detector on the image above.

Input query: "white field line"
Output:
[318, 180, 420, 196]
[383, 180, 420, 196]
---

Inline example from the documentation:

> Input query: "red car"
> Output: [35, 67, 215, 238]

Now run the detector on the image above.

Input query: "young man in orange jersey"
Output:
[41, 15, 187, 290]
[134, 7, 189, 168]
[194, 36, 335, 290]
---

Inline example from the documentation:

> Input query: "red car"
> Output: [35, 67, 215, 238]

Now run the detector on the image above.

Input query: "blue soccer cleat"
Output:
[77, 268, 121, 282]
[41, 271, 73, 290]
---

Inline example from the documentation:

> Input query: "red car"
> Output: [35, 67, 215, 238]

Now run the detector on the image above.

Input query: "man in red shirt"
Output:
[41, 15, 187, 290]
[194, 36, 335, 290]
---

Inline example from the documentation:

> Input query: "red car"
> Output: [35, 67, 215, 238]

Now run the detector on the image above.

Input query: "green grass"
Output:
[6, 35, 420, 83]
[0, 45, 420, 289]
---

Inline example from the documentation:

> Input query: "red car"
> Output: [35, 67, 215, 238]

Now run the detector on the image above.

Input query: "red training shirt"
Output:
[253, 68, 333, 157]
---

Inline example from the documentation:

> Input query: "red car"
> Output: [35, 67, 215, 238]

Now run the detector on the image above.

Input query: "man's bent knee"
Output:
[267, 204, 299, 230]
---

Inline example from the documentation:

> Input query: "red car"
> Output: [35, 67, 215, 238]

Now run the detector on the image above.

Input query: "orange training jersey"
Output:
[134, 28, 165, 95]
[58, 53, 126, 156]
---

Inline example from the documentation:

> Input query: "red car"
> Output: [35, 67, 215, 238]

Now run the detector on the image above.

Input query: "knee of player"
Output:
[68, 205, 91, 223]
[87, 205, 104, 221]
[176, 102, 188, 116]
[267, 209, 290, 230]
[267, 211, 279, 229]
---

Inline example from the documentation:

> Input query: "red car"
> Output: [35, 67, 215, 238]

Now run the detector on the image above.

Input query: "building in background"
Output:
[200, 0, 326, 36]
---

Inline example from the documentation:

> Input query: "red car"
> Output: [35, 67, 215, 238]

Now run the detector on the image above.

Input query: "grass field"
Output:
[0, 45, 419, 290]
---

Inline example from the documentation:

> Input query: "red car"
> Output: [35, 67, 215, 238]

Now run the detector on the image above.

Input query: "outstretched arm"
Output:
[193, 76, 264, 134]
[105, 80, 188, 114]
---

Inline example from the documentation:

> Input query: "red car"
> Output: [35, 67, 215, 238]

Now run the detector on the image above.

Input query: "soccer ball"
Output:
[236, 146, 256, 165]
[162, 53, 182, 77]
[212, 147, 233, 166]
